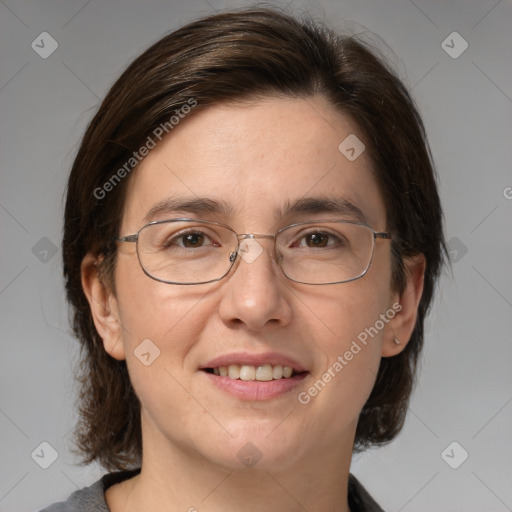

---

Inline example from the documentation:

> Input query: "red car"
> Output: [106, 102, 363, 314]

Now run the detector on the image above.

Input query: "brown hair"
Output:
[63, 7, 446, 471]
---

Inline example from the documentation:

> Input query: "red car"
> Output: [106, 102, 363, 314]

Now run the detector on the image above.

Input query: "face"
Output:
[87, 96, 417, 473]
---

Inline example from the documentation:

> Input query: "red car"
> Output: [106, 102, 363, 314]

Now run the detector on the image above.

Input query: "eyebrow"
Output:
[275, 196, 368, 223]
[144, 197, 234, 223]
[144, 195, 367, 224]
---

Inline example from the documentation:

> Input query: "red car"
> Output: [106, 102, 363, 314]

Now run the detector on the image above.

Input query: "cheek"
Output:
[296, 255, 393, 422]
[112, 268, 216, 433]
[310, 286, 388, 378]
[112, 256, 215, 382]
[295, 297, 387, 445]
[115, 254, 198, 334]
[304, 263, 393, 359]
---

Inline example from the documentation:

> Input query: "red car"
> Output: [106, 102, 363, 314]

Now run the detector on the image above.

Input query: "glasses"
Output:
[116, 218, 392, 285]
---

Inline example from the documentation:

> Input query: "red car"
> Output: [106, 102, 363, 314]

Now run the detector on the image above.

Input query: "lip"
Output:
[202, 371, 309, 401]
[202, 351, 308, 372]
[200, 351, 310, 401]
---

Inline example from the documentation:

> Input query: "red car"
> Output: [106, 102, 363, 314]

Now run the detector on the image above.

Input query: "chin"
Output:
[186, 419, 301, 471]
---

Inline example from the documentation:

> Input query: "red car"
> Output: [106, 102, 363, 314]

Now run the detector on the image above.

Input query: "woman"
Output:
[41, 7, 446, 512]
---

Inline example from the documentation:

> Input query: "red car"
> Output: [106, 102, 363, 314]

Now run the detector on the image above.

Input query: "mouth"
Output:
[200, 353, 310, 400]
[202, 364, 306, 381]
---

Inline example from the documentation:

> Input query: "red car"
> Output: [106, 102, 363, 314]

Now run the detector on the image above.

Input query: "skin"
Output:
[82, 96, 425, 512]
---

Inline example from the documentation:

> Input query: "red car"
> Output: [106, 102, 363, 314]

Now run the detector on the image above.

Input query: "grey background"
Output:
[1, 0, 511, 510]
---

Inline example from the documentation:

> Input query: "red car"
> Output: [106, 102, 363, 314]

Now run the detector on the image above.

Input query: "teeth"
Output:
[239, 365, 256, 381]
[214, 364, 296, 381]
[255, 365, 273, 381]
[228, 365, 240, 379]
[272, 365, 283, 379]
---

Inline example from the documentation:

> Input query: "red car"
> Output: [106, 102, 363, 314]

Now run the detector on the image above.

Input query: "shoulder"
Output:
[348, 473, 385, 512]
[38, 468, 141, 512]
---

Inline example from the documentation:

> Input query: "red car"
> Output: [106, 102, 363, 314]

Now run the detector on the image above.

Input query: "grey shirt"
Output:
[39, 468, 384, 512]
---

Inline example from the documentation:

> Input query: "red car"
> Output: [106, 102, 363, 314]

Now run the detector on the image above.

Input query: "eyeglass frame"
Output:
[115, 218, 392, 286]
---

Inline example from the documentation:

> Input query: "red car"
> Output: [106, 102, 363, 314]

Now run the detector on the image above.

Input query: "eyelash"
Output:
[162, 229, 346, 250]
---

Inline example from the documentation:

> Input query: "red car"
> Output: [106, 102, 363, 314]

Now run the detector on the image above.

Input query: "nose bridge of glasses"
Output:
[237, 233, 276, 241]
[232, 233, 280, 267]
[235, 233, 277, 254]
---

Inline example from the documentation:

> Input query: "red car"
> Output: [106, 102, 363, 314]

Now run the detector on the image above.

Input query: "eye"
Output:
[180, 232, 206, 248]
[166, 230, 219, 249]
[296, 231, 343, 248]
[302, 232, 330, 248]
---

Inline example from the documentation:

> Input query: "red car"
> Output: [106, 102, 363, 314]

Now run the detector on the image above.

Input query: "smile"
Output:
[206, 364, 299, 381]
[201, 352, 310, 400]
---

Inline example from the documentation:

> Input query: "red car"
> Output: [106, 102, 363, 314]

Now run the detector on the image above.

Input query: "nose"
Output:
[218, 236, 292, 331]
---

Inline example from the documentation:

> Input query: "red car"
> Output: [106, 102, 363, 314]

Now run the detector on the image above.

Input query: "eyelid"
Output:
[295, 228, 343, 242]
[163, 226, 216, 239]
[277, 218, 367, 233]
[157, 223, 228, 249]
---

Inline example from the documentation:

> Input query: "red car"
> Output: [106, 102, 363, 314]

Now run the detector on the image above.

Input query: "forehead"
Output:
[122, 96, 386, 231]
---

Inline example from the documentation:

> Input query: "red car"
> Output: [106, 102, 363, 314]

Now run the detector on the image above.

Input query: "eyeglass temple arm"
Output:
[116, 235, 138, 243]
[375, 232, 392, 240]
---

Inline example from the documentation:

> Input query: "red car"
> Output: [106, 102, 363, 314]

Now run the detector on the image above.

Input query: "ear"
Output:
[81, 252, 126, 361]
[382, 254, 426, 357]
